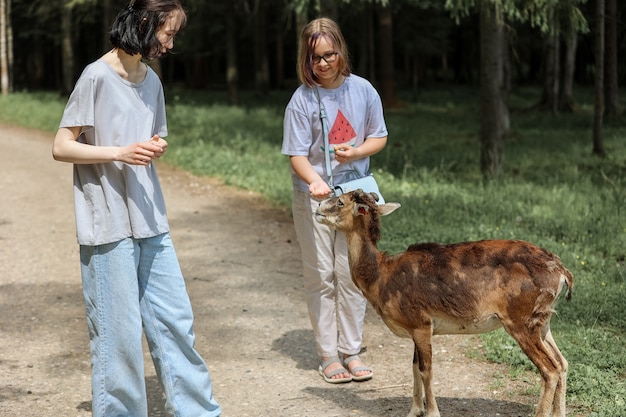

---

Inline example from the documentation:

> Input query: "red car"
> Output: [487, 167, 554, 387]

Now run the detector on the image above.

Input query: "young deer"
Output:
[314, 190, 573, 417]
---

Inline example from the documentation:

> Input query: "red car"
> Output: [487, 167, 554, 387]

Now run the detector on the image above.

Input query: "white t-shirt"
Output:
[282, 74, 388, 192]
[59, 60, 169, 246]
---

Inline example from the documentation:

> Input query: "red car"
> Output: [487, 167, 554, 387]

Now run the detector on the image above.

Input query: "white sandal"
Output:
[343, 354, 373, 382]
[318, 357, 352, 384]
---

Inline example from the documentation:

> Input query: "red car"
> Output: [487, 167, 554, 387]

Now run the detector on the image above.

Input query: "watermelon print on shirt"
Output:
[329, 109, 356, 149]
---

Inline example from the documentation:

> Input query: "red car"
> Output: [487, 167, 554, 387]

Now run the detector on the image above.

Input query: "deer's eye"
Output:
[337, 199, 344, 207]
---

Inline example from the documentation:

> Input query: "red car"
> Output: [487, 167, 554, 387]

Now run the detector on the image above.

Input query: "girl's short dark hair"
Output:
[109, 0, 187, 59]
[297, 17, 351, 88]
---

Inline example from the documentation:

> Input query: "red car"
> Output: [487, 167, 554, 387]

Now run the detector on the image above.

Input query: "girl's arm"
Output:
[290, 155, 332, 199]
[52, 127, 166, 166]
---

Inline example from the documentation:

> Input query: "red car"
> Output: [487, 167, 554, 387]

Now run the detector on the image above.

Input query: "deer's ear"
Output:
[354, 203, 370, 216]
[379, 203, 401, 216]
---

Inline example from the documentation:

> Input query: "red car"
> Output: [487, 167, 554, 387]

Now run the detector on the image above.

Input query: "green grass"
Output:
[1, 85, 625, 416]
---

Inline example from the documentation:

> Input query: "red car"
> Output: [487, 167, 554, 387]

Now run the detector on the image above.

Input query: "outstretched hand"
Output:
[309, 179, 332, 199]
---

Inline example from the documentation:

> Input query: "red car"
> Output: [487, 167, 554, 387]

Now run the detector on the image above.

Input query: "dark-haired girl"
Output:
[52, 1, 221, 416]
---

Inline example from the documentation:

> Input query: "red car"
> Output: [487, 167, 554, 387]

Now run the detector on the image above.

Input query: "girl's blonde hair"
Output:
[297, 17, 351, 88]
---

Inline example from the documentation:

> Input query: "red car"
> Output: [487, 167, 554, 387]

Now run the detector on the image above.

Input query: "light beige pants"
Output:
[291, 190, 367, 358]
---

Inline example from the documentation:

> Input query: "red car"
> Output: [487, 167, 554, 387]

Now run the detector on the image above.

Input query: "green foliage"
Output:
[0, 92, 67, 132]
[163, 92, 293, 206]
[444, 0, 589, 34]
[1, 85, 625, 416]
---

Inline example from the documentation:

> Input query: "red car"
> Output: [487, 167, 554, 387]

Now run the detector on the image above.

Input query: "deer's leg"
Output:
[544, 327, 568, 417]
[506, 324, 564, 417]
[407, 330, 439, 417]
[407, 344, 425, 417]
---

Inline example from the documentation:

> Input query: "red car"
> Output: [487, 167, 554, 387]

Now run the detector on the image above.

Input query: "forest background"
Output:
[1, 0, 625, 173]
[0, 0, 625, 416]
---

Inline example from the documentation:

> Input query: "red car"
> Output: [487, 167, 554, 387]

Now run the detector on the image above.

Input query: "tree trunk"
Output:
[102, 0, 113, 52]
[377, 2, 397, 107]
[408, 48, 419, 101]
[275, 23, 284, 89]
[501, 25, 510, 134]
[356, 5, 374, 81]
[367, 6, 375, 82]
[559, 18, 578, 112]
[6, 0, 11, 92]
[61, 4, 75, 96]
[0, 0, 8, 95]
[226, 12, 239, 105]
[541, 7, 559, 114]
[479, 1, 505, 178]
[604, 0, 619, 116]
[254, 1, 269, 96]
[592, 0, 606, 157]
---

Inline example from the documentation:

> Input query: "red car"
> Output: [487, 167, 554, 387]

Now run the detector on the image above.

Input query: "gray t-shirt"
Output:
[282, 74, 388, 192]
[59, 60, 169, 246]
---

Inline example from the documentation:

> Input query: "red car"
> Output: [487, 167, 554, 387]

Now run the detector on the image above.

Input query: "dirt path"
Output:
[0, 125, 536, 417]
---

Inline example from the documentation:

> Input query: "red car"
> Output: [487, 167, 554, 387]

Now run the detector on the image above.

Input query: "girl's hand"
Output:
[150, 135, 168, 158]
[309, 179, 332, 199]
[120, 135, 167, 166]
[334, 145, 357, 164]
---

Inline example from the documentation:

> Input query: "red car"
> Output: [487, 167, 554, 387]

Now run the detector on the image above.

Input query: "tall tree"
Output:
[377, 1, 397, 106]
[60, 2, 75, 95]
[226, 9, 240, 105]
[592, 0, 606, 157]
[604, 0, 619, 116]
[273, 10, 285, 89]
[541, 6, 560, 114]
[102, 0, 114, 53]
[479, 1, 505, 178]
[354, 3, 375, 82]
[559, 9, 578, 112]
[5, 0, 10, 92]
[0, 0, 8, 95]
[253, 0, 270, 95]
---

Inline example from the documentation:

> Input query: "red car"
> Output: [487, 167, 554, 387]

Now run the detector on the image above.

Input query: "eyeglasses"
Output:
[311, 52, 338, 65]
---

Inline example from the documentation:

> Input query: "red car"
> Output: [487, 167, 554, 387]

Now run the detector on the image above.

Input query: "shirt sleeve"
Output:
[153, 74, 168, 138]
[282, 88, 314, 157]
[59, 66, 96, 129]
[364, 84, 388, 140]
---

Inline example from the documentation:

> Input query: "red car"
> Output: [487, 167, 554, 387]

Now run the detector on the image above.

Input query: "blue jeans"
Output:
[80, 233, 221, 417]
